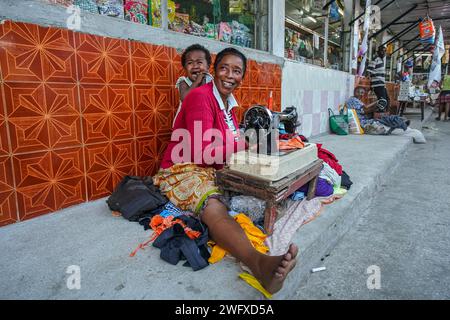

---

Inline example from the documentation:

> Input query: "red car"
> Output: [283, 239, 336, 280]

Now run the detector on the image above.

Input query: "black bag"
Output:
[107, 176, 168, 221]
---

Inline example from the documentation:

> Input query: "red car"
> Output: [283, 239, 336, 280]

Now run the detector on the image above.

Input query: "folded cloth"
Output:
[278, 136, 305, 151]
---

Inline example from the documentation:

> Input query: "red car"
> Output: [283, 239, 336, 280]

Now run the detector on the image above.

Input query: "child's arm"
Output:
[178, 73, 208, 101]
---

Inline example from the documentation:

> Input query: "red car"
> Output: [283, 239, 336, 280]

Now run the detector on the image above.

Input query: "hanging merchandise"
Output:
[231, 20, 252, 48]
[329, 2, 340, 22]
[229, 0, 243, 14]
[419, 17, 435, 44]
[218, 22, 232, 43]
[171, 12, 190, 33]
[97, 0, 124, 18]
[124, 0, 148, 24]
[74, 0, 98, 13]
[149, 0, 175, 27]
[369, 4, 381, 31]
[357, 0, 371, 76]
[428, 26, 445, 88]
[44, 0, 74, 6]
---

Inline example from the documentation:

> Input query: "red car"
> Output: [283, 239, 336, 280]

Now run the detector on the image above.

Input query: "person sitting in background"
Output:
[345, 86, 378, 128]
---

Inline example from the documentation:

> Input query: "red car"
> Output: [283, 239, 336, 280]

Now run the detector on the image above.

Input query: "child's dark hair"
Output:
[181, 44, 212, 67]
[214, 47, 247, 77]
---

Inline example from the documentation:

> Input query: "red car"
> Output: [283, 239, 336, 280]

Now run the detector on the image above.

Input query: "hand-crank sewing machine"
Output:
[216, 105, 323, 234]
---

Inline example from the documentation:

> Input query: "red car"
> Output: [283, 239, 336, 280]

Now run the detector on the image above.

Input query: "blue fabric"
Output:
[159, 201, 186, 218]
[290, 191, 305, 201]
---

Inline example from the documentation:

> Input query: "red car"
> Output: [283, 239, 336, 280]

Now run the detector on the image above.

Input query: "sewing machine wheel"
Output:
[243, 105, 273, 133]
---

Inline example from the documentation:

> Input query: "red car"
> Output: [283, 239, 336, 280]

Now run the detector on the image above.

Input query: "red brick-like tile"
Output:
[0, 21, 76, 83]
[273, 64, 282, 88]
[4, 82, 81, 153]
[0, 84, 9, 156]
[133, 85, 175, 137]
[0, 156, 17, 226]
[75, 33, 131, 84]
[80, 84, 133, 144]
[14, 148, 86, 221]
[85, 140, 136, 200]
[135, 134, 170, 177]
[172, 52, 185, 82]
[131, 42, 175, 86]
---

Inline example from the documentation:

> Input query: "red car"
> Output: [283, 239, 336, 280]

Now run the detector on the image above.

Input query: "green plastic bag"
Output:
[329, 107, 349, 135]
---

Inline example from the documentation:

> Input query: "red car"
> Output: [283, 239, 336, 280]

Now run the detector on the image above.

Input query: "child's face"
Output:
[184, 50, 209, 81]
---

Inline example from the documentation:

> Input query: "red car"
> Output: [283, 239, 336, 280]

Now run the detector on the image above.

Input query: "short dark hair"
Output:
[181, 44, 212, 67]
[214, 47, 247, 77]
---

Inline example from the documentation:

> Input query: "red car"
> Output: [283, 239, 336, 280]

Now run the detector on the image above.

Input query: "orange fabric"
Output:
[278, 136, 305, 151]
[130, 215, 201, 257]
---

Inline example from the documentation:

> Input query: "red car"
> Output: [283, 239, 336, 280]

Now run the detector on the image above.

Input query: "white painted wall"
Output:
[282, 60, 355, 138]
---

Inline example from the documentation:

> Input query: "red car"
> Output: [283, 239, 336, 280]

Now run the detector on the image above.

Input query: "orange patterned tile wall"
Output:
[0, 21, 282, 226]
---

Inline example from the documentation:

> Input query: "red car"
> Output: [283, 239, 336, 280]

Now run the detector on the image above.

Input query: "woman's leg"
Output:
[201, 198, 298, 294]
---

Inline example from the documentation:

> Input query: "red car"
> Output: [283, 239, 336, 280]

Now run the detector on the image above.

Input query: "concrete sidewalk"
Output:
[0, 111, 431, 300]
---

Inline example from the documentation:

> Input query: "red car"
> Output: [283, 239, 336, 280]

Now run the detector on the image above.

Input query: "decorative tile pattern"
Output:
[75, 33, 130, 84]
[14, 148, 86, 220]
[80, 84, 133, 144]
[0, 21, 283, 226]
[4, 82, 81, 153]
[0, 84, 10, 156]
[0, 21, 76, 83]
[0, 156, 17, 226]
[134, 85, 175, 137]
[84, 140, 136, 200]
[131, 41, 174, 86]
[136, 134, 171, 177]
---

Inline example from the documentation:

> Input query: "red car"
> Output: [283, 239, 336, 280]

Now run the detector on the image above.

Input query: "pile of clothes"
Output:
[107, 135, 352, 273]
[276, 133, 353, 199]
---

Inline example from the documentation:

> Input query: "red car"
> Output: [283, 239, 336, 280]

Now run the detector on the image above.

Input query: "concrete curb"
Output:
[0, 134, 414, 300]
[277, 136, 413, 299]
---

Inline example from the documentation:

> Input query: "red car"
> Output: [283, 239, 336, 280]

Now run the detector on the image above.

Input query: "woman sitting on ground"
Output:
[346, 86, 378, 128]
[153, 47, 298, 294]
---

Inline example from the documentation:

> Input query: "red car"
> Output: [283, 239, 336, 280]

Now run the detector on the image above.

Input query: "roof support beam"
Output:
[380, 20, 420, 47]
[390, 16, 450, 25]
[398, 43, 426, 60]
[390, 35, 421, 55]
[369, 4, 418, 40]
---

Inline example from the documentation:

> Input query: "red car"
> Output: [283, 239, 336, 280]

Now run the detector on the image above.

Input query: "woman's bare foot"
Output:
[257, 244, 299, 294]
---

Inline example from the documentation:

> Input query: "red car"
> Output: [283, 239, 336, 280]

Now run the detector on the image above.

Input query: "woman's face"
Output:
[355, 87, 365, 100]
[214, 54, 244, 99]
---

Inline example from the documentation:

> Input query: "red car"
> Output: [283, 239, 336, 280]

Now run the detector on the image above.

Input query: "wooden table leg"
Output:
[264, 201, 278, 235]
[307, 175, 318, 200]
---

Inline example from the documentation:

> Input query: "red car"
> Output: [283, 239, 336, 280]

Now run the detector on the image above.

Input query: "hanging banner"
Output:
[357, 0, 371, 76]
[369, 5, 381, 31]
[428, 26, 445, 88]
[314, 33, 320, 50]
